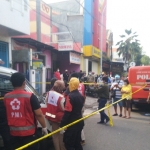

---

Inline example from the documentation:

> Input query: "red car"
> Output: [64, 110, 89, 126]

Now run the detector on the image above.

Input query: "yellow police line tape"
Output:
[16, 84, 147, 150]
[30, 82, 148, 86]
[31, 82, 97, 85]
[107, 104, 113, 127]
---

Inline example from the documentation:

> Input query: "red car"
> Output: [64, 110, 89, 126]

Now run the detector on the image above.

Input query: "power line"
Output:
[24, 0, 81, 51]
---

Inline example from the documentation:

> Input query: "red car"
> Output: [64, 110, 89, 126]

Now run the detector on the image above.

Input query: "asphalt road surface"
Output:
[83, 100, 150, 150]
[49, 97, 150, 150]
[1, 96, 150, 150]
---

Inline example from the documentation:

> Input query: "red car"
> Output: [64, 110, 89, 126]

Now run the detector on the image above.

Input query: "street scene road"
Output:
[83, 97, 150, 150]
[48, 96, 150, 150]
[1, 0, 150, 149]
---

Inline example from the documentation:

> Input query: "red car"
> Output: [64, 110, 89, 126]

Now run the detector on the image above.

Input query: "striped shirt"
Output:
[111, 80, 124, 99]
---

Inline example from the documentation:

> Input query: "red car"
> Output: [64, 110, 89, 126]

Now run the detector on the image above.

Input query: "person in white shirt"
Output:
[110, 75, 124, 117]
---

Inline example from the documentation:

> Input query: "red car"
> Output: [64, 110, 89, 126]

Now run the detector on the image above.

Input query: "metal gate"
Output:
[0, 41, 9, 67]
[35, 70, 42, 94]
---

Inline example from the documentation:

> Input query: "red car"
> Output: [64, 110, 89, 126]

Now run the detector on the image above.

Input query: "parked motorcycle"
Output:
[85, 84, 98, 98]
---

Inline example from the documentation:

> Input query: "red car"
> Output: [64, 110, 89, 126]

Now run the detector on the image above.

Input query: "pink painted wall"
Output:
[93, 0, 99, 49]
[51, 25, 58, 50]
[42, 50, 51, 68]
[58, 52, 80, 73]
[93, 0, 107, 52]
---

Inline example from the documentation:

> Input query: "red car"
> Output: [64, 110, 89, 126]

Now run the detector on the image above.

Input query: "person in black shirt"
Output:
[95, 76, 110, 124]
[63, 70, 69, 82]
[60, 77, 84, 150]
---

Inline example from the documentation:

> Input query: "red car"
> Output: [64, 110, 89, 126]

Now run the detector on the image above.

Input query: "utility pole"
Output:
[110, 32, 113, 77]
[100, 5, 106, 74]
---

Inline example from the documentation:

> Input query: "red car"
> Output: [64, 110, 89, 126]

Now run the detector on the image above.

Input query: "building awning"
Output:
[12, 38, 57, 51]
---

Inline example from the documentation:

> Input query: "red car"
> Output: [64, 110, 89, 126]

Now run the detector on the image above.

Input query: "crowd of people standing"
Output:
[1, 68, 132, 150]
[53, 68, 132, 119]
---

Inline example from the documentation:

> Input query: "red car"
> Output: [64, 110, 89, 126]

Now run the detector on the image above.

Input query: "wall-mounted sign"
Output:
[92, 47, 100, 58]
[58, 42, 73, 51]
[41, 1, 50, 16]
[70, 52, 80, 64]
[83, 46, 100, 59]
[33, 61, 43, 69]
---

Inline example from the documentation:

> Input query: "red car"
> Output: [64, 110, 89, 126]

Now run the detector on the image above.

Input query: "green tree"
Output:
[116, 29, 141, 67]
[141, 55, 150, 65]
[134, 47, 143, 66]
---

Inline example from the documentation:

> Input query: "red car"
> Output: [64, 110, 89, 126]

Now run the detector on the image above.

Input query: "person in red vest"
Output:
[45, 80, 66, 150]
[4, 72, 48, 150]
[54, 68, 61, 80]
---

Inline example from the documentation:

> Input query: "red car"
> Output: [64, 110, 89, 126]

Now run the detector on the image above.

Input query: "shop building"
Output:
[11, 0, 56, 94]
[0, 0, 30, 68]
[50, 0, 107, 75]
[57, 42, 81, 74]
[83, 0, 107, 75]
[49, 1, 83, 74]
[82, 46, 100, 74]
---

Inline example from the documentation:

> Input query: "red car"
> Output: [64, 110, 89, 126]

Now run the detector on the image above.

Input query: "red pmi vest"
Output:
[4, 90, 35, 136]
[46, 91, 64, 123]
[64, 94, 72, 112]
[78, 83, 85, 97]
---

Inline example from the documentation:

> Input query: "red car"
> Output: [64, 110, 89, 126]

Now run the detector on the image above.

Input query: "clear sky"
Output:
[44, 0, 150, 56]
[107, 0, 150, 56]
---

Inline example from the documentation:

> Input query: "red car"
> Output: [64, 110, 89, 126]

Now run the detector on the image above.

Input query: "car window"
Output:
[25, 79, 40, 97]
[0, 75, 42, 102]
[0, 76, 13, 90]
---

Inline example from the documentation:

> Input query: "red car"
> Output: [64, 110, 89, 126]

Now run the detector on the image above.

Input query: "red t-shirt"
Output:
[54, 71, 61, 80]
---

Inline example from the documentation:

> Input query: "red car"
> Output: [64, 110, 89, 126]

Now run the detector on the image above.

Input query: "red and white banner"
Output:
[70, 52, 80, 64]
[58, 42, 73, 51]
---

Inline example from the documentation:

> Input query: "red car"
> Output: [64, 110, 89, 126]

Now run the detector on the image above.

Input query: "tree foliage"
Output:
[141, 55, 150, 65]
[134, 47, 143, 66]
[116, 29, 141, 66]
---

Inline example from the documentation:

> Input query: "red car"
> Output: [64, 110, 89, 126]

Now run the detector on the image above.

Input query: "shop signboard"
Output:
[58, 42, 73, 51]
[33, 61, 43, 69]
[70, 52, 80, 64]
[83, 46, 100, 58]
[92, 46, 100, 58]
[41, 1, 50, 16]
